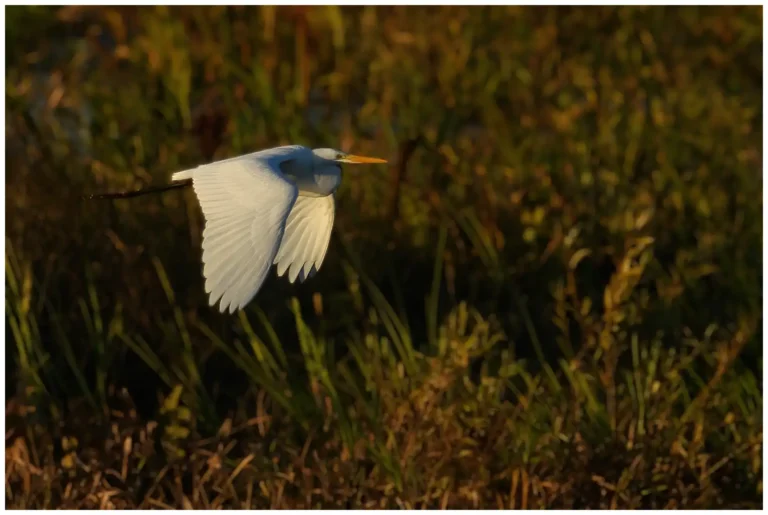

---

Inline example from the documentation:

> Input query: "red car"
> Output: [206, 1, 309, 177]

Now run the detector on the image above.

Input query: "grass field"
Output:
[5, 5, 763, 508]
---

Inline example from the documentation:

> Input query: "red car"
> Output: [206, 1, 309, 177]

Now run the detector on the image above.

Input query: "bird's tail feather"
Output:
[171, 169, 196, 182]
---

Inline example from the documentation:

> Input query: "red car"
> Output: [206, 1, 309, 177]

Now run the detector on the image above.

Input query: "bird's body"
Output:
[165, 145, 386, 313]
[171, 145, 342, 197]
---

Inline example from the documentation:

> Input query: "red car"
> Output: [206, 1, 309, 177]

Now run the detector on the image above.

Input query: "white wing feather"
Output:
[184, 153, 298, 312]
[273, 194, 335, 284]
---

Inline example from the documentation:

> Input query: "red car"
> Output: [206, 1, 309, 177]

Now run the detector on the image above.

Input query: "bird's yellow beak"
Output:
[338, 154, 388, 164]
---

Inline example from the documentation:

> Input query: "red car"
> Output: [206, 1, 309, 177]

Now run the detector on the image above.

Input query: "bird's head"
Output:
[312, 148, 388, 165]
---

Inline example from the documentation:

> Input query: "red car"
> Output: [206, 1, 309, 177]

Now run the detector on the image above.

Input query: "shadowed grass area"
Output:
[5, 5, 762, 508]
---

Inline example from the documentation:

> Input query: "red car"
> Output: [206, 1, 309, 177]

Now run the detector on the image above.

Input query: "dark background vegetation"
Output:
[6, 5, 762, 509]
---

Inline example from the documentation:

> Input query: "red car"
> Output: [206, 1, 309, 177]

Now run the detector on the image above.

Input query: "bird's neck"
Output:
[281, 159, 341, 197]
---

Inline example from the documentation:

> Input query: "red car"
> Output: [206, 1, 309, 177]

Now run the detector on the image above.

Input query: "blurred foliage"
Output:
[5, 5, 763, 509]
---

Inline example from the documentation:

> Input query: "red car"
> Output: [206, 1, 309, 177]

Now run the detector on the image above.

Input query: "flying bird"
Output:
[89, 146, 387, 313]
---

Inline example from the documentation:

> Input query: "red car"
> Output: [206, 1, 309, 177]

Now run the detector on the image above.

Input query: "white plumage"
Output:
[274, 194, 335, 284]
[171, 145, 386, 313]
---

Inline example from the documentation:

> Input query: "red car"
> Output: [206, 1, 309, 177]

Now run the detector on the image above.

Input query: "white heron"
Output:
[91, 146, 387, 313]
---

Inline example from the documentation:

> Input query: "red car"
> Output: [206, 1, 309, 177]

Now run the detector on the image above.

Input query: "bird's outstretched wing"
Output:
[273, 194, 335, 284]
[190, 156, 298, 313]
